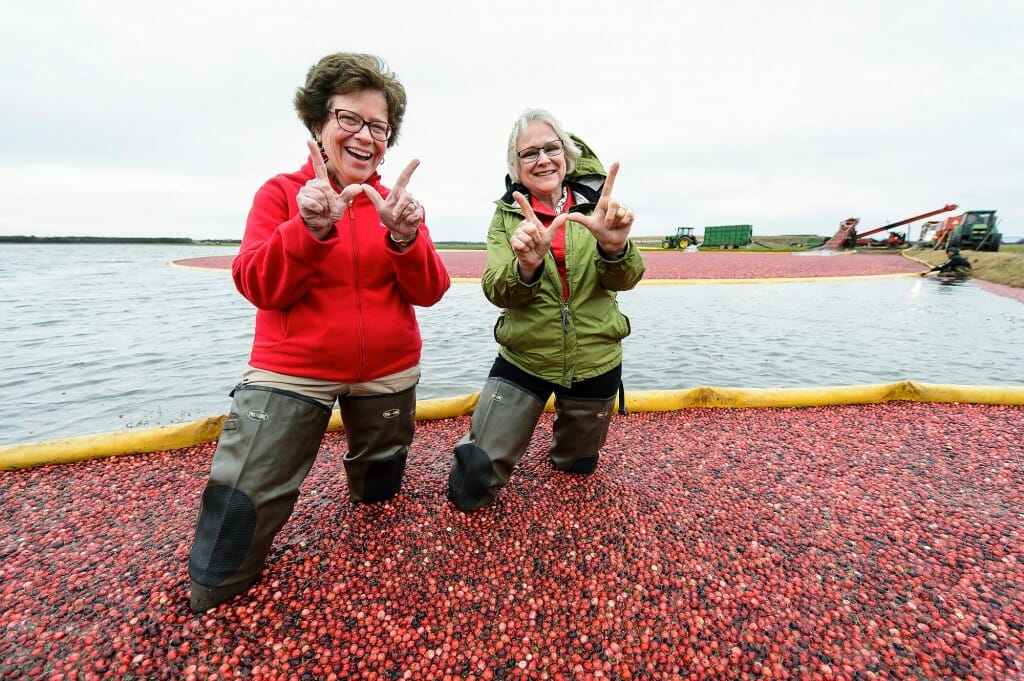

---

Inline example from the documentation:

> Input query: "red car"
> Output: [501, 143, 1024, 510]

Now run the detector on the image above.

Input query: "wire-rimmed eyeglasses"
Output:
[517, 140, 564, 164]
[333, 109, 392, 142]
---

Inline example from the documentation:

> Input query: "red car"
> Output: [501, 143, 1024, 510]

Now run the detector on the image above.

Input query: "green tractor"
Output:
[661, 226, 698, 249]
[944, 210, 1002, 252]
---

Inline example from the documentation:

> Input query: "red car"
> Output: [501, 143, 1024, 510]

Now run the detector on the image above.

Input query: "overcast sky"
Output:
[2, 1, 1021, 242]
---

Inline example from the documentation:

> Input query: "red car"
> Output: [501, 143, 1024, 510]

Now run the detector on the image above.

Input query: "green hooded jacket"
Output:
[481, 135, 646, 387]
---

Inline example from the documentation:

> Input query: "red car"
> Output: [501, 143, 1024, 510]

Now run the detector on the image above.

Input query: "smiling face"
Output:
[516, 120, 566, 210]
[319, 90, 389, 187]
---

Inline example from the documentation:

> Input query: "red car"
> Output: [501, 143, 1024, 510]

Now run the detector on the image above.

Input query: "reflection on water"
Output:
[1, 245, 1021, 445]
[1, 245, 252, 445]
[618, 277, 1022, 390]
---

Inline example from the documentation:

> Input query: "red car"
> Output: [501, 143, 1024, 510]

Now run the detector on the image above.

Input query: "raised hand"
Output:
[569, 162, 634, 255]
[297, 139, 366, 240]
[362, 159, 424, 245]
[511, 191, 569, 281]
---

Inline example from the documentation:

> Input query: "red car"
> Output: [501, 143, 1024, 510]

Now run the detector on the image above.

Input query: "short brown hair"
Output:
[293, 53, 407, 148]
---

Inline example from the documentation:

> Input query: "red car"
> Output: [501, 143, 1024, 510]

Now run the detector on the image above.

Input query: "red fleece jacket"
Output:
[232, 158, 451, 383]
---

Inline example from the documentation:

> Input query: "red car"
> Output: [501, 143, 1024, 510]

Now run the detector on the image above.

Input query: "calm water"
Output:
[1, 244, 1021, 445]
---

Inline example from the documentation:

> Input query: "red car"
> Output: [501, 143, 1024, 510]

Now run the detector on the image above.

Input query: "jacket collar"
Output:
[501, 177, 601, 212]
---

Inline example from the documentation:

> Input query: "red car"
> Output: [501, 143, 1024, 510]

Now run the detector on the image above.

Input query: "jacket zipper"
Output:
[560, 220, 573, 383]
[560, 210, 573, 333]
[350, 207, 367, 381]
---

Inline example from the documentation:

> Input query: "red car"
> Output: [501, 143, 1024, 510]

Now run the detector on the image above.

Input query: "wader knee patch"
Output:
[189, 484, 256, 587]
[448, 443, 493, 510]
[362, 454, 407, 504]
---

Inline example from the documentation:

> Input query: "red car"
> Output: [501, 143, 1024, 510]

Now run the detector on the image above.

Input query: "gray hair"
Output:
[506, 108, 582, 183]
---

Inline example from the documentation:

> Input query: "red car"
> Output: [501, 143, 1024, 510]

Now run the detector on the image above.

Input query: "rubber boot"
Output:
[338, 386, 416, 504]
[188, 385, 332, 613]
[448, 378, 545, 511]
[547, 395, 616, 474]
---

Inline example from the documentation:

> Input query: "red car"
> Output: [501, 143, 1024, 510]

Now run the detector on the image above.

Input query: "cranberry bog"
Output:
[2, 402, 1022, 680]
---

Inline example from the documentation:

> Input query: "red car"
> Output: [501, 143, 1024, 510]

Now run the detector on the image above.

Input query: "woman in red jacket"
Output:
[187, 53, 450, 612]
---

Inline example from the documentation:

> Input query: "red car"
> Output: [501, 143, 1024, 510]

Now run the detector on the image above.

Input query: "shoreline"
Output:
[172, 250, 927, 279]
[172, 250, 1024, 303]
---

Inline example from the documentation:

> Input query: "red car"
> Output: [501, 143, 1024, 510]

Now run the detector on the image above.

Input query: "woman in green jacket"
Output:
[448, 108, 645, 511]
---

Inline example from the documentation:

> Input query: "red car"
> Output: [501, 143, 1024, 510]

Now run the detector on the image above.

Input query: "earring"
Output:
[314, 138, 329, 163]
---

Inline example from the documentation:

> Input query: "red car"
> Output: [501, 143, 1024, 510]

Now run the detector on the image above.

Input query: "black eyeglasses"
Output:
[517, 140, 564, 164]
[333, 109, 392, 142]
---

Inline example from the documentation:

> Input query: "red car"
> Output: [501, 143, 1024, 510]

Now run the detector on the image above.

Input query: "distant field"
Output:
[435, 241, 485, 250]
[633, 234, 828, 251]
[635, 234, 1023, 253]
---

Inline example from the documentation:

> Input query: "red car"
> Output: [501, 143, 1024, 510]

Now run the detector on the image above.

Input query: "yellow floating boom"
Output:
[2, 383, 1022, 471]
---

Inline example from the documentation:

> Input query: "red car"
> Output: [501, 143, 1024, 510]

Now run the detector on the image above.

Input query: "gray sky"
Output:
[2, 0, 1021, 242]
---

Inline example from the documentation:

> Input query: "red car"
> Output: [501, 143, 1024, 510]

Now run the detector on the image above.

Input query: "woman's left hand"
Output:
[570, 162, 634, 256]
[363, 159, 424, 246]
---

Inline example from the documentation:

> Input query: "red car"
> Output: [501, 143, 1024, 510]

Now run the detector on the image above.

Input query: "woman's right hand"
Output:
[297, 139, 365, 240]
[510, 191, 568, 282]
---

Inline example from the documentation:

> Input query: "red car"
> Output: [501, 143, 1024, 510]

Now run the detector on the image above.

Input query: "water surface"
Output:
[1, 244, 1020, 445]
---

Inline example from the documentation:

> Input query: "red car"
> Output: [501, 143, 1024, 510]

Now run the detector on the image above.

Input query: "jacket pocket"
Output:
[494, 313, 520, 350]
[494, 312, 548, 355]
[608, 310, 631, 341]
[577, 301, 630, 343]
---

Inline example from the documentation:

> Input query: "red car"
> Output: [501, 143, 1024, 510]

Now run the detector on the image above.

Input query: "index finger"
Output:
[600, 161, 620, 199]
[512, 191, 539, 225]
[390, 159, 421, 194]
[306, 139, 330, 181]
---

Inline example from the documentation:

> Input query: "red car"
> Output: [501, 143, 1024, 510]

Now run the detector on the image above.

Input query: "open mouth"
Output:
[346, 147, 373, 161]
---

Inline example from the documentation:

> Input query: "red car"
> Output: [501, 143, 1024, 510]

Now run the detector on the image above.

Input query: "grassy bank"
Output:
[904, 246, 1024, 288]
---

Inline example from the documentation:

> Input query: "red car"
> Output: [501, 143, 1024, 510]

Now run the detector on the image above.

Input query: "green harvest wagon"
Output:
[701, 225, 753, 249]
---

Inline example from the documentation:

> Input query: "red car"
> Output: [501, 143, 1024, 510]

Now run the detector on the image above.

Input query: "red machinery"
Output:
[824, 204, 959, 250]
